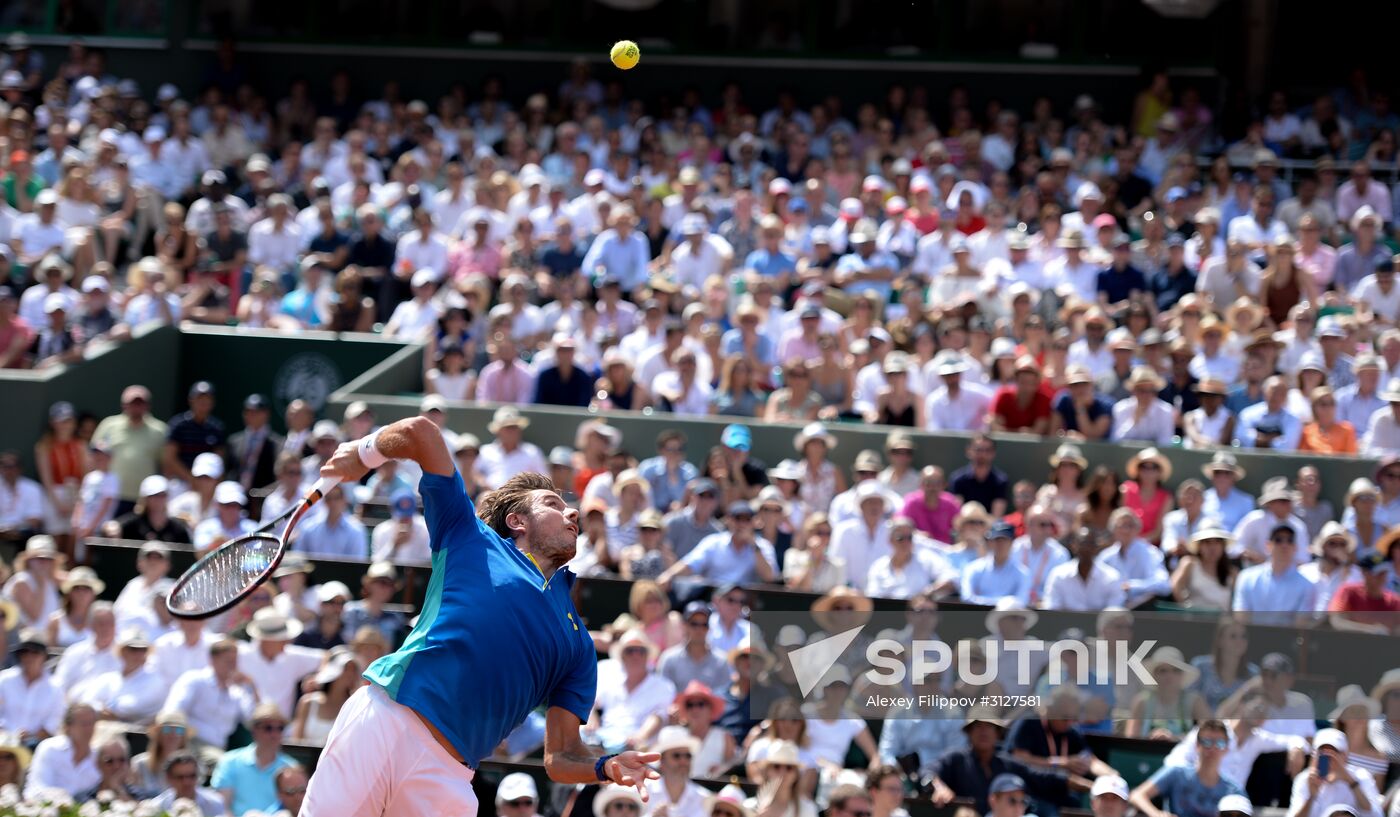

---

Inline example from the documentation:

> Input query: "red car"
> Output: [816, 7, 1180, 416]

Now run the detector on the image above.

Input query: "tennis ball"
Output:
[610, 40, 640, 70]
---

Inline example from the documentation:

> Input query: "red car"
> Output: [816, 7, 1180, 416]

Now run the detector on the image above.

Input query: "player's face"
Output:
[523, 489, 580, 563]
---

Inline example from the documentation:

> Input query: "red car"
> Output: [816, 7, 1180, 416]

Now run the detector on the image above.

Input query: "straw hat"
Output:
[1144, 646, 1200, 686]
[609, 628, 659, 663]
[1201, 451, 1245, 479]
[247, 609, 303, 641]
[1195, 378, 1229, 396]
[984, 598, 1039, 634]
[15, 535, 61, 569]
[1125, 366, 1165, 391]
[1374, 526, 1400, 560]
[574, 419, 622, 450]
[810, 586, 874, 615]
[756, 739, 802, 768]
[793, 422, 837, 452]
[1329, 684, 1381, 720]
[0, 730, 32, 770]
[487, 406, 530, 432]
[1226, 297, 1266, 330]
[1198, 316, 1231, 338]
[1047, 444, 1086, 470]
[1371, 669, 1400, 702]
[1126, 447, 1172, 481]
[613, 468, 651, 497]
[61, 566, 106, 596]
[594, 787, 646, 817]
[652, 725, 701, 756]
[1187, 520, 1234, 554]
[1257, 477, 1295, 505]
[1346, 478, 1380, 505]
[962, 706, 1008, 732]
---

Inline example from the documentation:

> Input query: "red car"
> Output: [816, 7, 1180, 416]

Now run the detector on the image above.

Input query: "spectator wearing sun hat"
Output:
[72, 627, 165, 725]
[1232, 478, 1312, 566]
[1111, 367, 1175, 445]
[0, 629, 63, 745]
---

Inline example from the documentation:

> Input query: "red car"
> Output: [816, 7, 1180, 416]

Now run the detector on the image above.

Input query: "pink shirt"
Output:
[1296, 244, 1337, 288]
[448, 242, 503, 280]
[901, 489, 959, 543]
[475, 360, 535, 404]
[777, 330, 821, 365]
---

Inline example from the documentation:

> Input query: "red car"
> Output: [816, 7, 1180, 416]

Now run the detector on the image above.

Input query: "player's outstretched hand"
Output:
[608, 752, 661, 799]
[322, 441, 371, 484]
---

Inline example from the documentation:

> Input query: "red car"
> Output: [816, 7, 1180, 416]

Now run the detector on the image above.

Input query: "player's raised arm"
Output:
[543, 706, 659, 795]
[321, 416, 455, 483]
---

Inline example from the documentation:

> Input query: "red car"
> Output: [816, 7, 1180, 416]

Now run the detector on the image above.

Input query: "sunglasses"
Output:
[256, 723, 287, 733]
[160, 725, 188, 735]
[282, 786, 308, 795]
[685, 700, 711, 709]
[1198, 737, 1229, 750]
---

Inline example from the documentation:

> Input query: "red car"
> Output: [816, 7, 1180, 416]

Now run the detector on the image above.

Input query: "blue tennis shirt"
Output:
[364, 470, 598, 767]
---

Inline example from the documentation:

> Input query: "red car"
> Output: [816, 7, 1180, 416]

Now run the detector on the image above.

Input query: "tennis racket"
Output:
[165, 476, 341, 619]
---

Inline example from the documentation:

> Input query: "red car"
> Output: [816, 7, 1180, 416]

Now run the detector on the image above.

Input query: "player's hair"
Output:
[477, 472, 558, 539]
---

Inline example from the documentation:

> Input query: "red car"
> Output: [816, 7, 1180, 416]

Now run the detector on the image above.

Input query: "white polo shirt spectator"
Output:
[72, 628, 166, 724]
[1285, 729, 1382, 817]
[53, 605, 120, 695]
[164, 664, 257, 750]
[25, 711, 100, 798]
[0, 633, 64, 740]
[236, 610, 324, 719]
[1232, 488, 1311, 565]
[151, 620, 218, 686]
[1042, 559, 1126, 611]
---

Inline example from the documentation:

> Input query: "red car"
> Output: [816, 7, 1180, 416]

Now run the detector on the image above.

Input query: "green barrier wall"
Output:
[0, 327, 409, 473]
[323, 397, 1378, 515]
[176, 327, 409, 433]
[0, 326, 182, 472]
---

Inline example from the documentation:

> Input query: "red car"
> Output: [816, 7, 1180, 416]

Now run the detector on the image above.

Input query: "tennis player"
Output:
[302, 416, 659, 815]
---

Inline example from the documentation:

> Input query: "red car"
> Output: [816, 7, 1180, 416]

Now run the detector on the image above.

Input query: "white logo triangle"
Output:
[789, 625, 865, 698]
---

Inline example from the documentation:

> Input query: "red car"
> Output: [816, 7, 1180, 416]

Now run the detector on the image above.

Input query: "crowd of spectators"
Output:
[2, 31, 1400, 817]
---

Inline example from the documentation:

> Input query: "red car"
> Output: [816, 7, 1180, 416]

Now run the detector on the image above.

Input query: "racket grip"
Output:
[306, 476, 342, 505]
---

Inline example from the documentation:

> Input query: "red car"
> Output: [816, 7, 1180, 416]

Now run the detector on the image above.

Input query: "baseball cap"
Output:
[188, 381, 214, 399]
[689, 477, 718, 497]
[243, 394, 268, 411]
[391, 491, 416, 518]
[411, 268, 438, 288]
[1091, 776, 1129, 801]
[420, 394, 448, 414]
[988, 522, 1016, 540]
[34, 189, 58, 207]
[548, 446, 575, 467]
[317, 581, 353, 604]
[41, 292, 66, 315]
[683, 600, 712, 620]
[312, 420, 343, 441]
[721, 424, 751, 451]
[191, 452, 225, 480]
[989, 774, 1025, 795]
[1314, 728, 1348, 753]
[727, 501, 755, 518]
[496, 773, 539, 804]
[214, 481, 247, 506]
[138, 475, 169, 498]
[81, 276, 109, 293]
[49, 401, 76, 422]
[1260, 652, 1294, 673]
[1165, 187, 1188, 203]
[1217, 795, 1253, 816]
[1356, 552, 1390, 574]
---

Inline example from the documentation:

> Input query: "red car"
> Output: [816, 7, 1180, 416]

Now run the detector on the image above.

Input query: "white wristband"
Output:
[357, 429, 388, 469]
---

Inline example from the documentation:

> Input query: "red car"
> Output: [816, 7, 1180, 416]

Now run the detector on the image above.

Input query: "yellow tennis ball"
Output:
[610, 40, 640, 70]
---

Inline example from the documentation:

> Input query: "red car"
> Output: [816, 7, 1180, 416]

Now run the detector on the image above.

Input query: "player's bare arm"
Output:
[543, 706, 659, 796]
[322, 415, 454, 482]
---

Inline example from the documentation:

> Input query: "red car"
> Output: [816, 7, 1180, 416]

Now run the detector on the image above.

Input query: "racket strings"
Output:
[168, 534, 282, 614]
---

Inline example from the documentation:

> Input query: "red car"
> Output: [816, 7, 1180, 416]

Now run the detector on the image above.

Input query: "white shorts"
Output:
[302, 684, 478, 817]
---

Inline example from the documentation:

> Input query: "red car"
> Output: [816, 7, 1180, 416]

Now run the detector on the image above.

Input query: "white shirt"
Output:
[0, 667, 64, 736]
[830, 518, 891, 589]
[74, 469, 120, 531]
[1046, 256, 1100, 303]
[1286, 763, 1382, 817]
[644, 777, 708, 817]
[12, 214, 65, 258]
[1165, 724, 1308, 788]
[0, 476, 44, 527]
[1226, 214, 1290, 247]
[477, 442, 548, 491]
[246, 219, 304, 270]
[370, 517, 432, 563]
[151, 629, 217, 686]
[53, 637, 120, 696]
[652, 371, 714, 416]
[73, 665, 167, 724]
[163, 667, 256, 748]
[912, 232, 955, 278]
[922, 382, 993, 433]
[235, 642, 324, 719]
[1066, 340, 1114, 374]
[25, 734, 100, 798]
[865, 550, 950, 600]
[670, 235, 733, 293]
[593, 673, 677, 746]
[385, 298, 442, 341]
[114, 576, 175, 632]
[1110, 398, 1176, 445]
[18, 284, 79, 328]
[1041, 561, 1126, 611]
[1231, 510, 1310, 565]
[1353, 276, 1400, 322]
[394, 231, 451, 279]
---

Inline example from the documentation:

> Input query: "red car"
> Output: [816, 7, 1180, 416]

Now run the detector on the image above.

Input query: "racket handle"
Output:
[305, 476, 342, 506]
